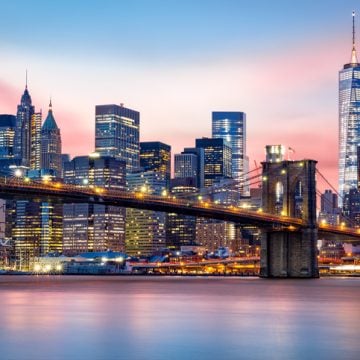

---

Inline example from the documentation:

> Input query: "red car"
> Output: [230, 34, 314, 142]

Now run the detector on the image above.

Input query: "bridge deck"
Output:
[0, 178, 359, 240]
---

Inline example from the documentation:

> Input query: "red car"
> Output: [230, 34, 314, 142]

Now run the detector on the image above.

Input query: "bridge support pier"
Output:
[260, 159, 319, 278]
[260, 228, 319, 278]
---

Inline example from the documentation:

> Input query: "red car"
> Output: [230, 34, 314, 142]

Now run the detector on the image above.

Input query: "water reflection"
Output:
[0, 276, 359, 360]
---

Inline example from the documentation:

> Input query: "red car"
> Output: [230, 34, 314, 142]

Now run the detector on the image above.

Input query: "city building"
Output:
[63, 155, 126, 255]
[339, 12, 360, 206]
[140, 141, 171, 186]
[343, 189, 360, 226]
[95, 104, 140, 171]
[41, 100, 62, 177]
[319, 190, 340, 226]
[14, 80, 35, 167]
[7, 197, 62, 271]
[195, 137, 232, 188]
[125, 170, 167, 256]
[0, 115, 16, 160]
[212, 111, 247, 195]
[166, 178, 198, 249]
[30, 112, 42, 170]
[175, 147, 204, 189]
[0, 114, 19, 175]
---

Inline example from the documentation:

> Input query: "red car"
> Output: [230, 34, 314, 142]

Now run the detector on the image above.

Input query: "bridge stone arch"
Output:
[260, 160, 318, 278]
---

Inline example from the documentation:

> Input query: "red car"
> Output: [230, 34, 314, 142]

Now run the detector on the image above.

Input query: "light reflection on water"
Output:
[0, 276, 359, 360]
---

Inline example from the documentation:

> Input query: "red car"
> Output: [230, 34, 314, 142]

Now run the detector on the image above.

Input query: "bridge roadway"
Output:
[0, 177, 359, 241]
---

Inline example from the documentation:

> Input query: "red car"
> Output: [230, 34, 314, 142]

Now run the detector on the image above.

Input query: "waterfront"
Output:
[0, 276, 359, 360]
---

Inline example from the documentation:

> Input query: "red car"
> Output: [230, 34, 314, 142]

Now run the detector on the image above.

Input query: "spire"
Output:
[25, 69, 28, 89]
[351, 11, 358, 64]
[42, 98, 59, 131]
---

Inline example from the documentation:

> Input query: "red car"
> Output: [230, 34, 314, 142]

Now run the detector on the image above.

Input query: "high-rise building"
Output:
[95, 104, 140, 171]
[140, 141, 171, 186]
[30, 112, 42, 170]
[125, 170, 167, 256]
[63, 155, 126, 255]
[166, 178, 198, 249]
[321, 190, 338, 214]
[0, 115, 16, 160]
[339, 12, 360, 206]
[319, 189, 340, 226]
[15, 81, 35, 167]
[195, 137, 232, 188]
[176, 147, 205, 189]
[41, 101, 62, 177]
[212, 111, 247, 194]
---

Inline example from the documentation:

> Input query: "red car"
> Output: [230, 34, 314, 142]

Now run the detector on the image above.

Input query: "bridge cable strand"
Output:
[315, 168, 353, 223]
[316, 189, 355, 228]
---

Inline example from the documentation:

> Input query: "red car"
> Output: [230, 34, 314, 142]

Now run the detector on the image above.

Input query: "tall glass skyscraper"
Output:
[195, 137, 232, 188]
[212, 111, 247, 194]
[140, 141, 171, 187]
[95, 104, 140, 171]
[339, 12, 360, 206]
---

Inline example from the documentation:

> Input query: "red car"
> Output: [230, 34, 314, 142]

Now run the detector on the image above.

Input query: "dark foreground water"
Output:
[0, 276, 359, 360]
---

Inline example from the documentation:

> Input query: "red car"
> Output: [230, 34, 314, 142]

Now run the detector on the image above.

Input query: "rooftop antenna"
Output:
[25, 69, 28, 89]
[351, 11, 358, 64]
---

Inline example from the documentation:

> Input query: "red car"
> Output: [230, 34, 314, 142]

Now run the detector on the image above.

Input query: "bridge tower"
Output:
[260, 160, 319, 278]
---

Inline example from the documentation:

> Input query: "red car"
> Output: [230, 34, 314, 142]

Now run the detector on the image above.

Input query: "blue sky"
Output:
[0, 0, 359, 188]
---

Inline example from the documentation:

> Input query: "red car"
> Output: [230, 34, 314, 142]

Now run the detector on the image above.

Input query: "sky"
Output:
[0, 0, 359, 190]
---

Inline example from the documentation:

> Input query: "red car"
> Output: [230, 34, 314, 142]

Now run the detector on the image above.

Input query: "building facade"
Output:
[63, 155, 126, 255]
[212, 111, 247, 194]
[15, 84, 35, 167]
[95, 104, 140, 172]
[125, 170, 167, 256]
[41, 101, 62, 177]
[195, 138, 232, 188]
[0, 115, 16, 161]
[140, 141, 171, 186]
[339, 12, 360, 206]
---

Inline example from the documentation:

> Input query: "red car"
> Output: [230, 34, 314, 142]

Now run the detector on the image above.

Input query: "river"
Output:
[0, 276, 359, 360]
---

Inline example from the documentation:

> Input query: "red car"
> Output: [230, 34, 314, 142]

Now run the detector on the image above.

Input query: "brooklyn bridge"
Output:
[1, 159, 359, 278]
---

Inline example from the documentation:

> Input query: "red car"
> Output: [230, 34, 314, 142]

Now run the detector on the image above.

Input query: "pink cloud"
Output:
[0, 80, 20, 114]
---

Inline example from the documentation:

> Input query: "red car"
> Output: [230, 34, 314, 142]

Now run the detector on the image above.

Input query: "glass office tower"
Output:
[212, 111, 246, 195]
[95, 104, 140, 172]
[195, 137, 232, 188]
[339, 12, 360, 206]
[140, 141, 171, 187]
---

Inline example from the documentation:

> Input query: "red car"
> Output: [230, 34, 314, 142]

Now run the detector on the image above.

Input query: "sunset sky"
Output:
[0, 0, 359, 189]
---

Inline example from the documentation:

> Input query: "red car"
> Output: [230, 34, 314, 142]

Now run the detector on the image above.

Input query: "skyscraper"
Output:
[15, 80, 35, 167]
[212, 111, 247, 194]
[195, 137, 232, 188]
[176, 147, 205, 189]
[30, 112, 42, 170]
[0, 115, 16, 160]
[125, 170, 167, 256]
[63, 155, 126, 255]
[339, 12, 360, 206]
[140, 141, 171, 187]
[95, 104, 140, 171]
[41, 101, 62, 177]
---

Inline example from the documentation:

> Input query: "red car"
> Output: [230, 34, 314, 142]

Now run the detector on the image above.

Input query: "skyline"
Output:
[0, 1, 359, 189]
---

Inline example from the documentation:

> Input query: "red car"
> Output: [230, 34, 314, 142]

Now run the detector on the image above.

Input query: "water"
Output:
[0, 276, 359, 360]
